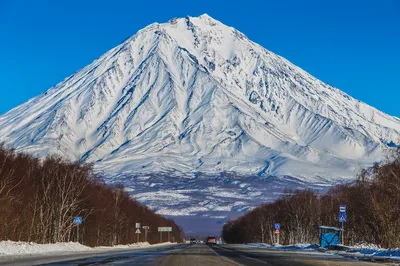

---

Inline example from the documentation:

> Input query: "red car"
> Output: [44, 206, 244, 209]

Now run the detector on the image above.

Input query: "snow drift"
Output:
[0, 240, 172, 257]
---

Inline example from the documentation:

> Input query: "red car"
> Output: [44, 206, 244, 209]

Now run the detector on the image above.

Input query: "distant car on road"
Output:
[205, 236, 217, 244]
[189, 238, 196, 244]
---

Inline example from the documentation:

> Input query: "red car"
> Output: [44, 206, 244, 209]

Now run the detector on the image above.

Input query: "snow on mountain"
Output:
[1, 14, 398, 180]
[1, 14, 399, 232]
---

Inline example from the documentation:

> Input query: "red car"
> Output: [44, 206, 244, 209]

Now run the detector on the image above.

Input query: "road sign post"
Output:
[274, 229, 280, 244]
[274, 223, 280, 244]
[158, 227, 172, 243]
[135, 228, 141, 243]
[73, 216, 82, 243]
[142, 226, 149, 242]
[339, 205, 346, 245]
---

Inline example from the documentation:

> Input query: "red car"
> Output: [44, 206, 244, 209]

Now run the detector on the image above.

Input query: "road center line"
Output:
[239, 254, 270, 265]
[208, 245, 244, 266]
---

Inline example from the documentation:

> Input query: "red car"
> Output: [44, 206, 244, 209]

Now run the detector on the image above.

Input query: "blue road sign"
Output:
[339, 205, 346, 214]
[74, 216, 82, 225]
[339, 214, 346, 223]
[274, 223, 280, 229]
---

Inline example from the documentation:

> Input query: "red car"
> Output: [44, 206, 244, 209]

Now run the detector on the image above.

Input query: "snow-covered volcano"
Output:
[1, 14, 399, 181]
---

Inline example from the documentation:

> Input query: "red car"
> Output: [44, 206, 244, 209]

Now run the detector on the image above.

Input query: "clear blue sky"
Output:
[1, 0, 399, 116]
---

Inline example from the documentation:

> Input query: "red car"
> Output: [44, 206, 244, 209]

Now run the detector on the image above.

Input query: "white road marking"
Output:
[209, 245, 244, 266]
[239, 254, 269, 265]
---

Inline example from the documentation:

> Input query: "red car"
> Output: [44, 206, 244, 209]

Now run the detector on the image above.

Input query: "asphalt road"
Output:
[0, 243, 392, 266]
[211, 244, 389, 266]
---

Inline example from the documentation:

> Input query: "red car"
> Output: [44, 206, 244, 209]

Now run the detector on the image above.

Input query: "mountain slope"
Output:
[1, 14, 399, 184]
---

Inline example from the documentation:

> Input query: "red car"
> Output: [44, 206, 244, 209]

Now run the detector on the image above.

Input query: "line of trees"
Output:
[0, 146, 183, 246]
[222, 152, 400, 248]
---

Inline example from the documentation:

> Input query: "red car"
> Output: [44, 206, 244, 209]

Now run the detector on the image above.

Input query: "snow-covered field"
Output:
[0, 240, 173, 257]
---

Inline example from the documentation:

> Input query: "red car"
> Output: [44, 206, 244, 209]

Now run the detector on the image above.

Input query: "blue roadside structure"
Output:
[318, 226, 344, 247]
